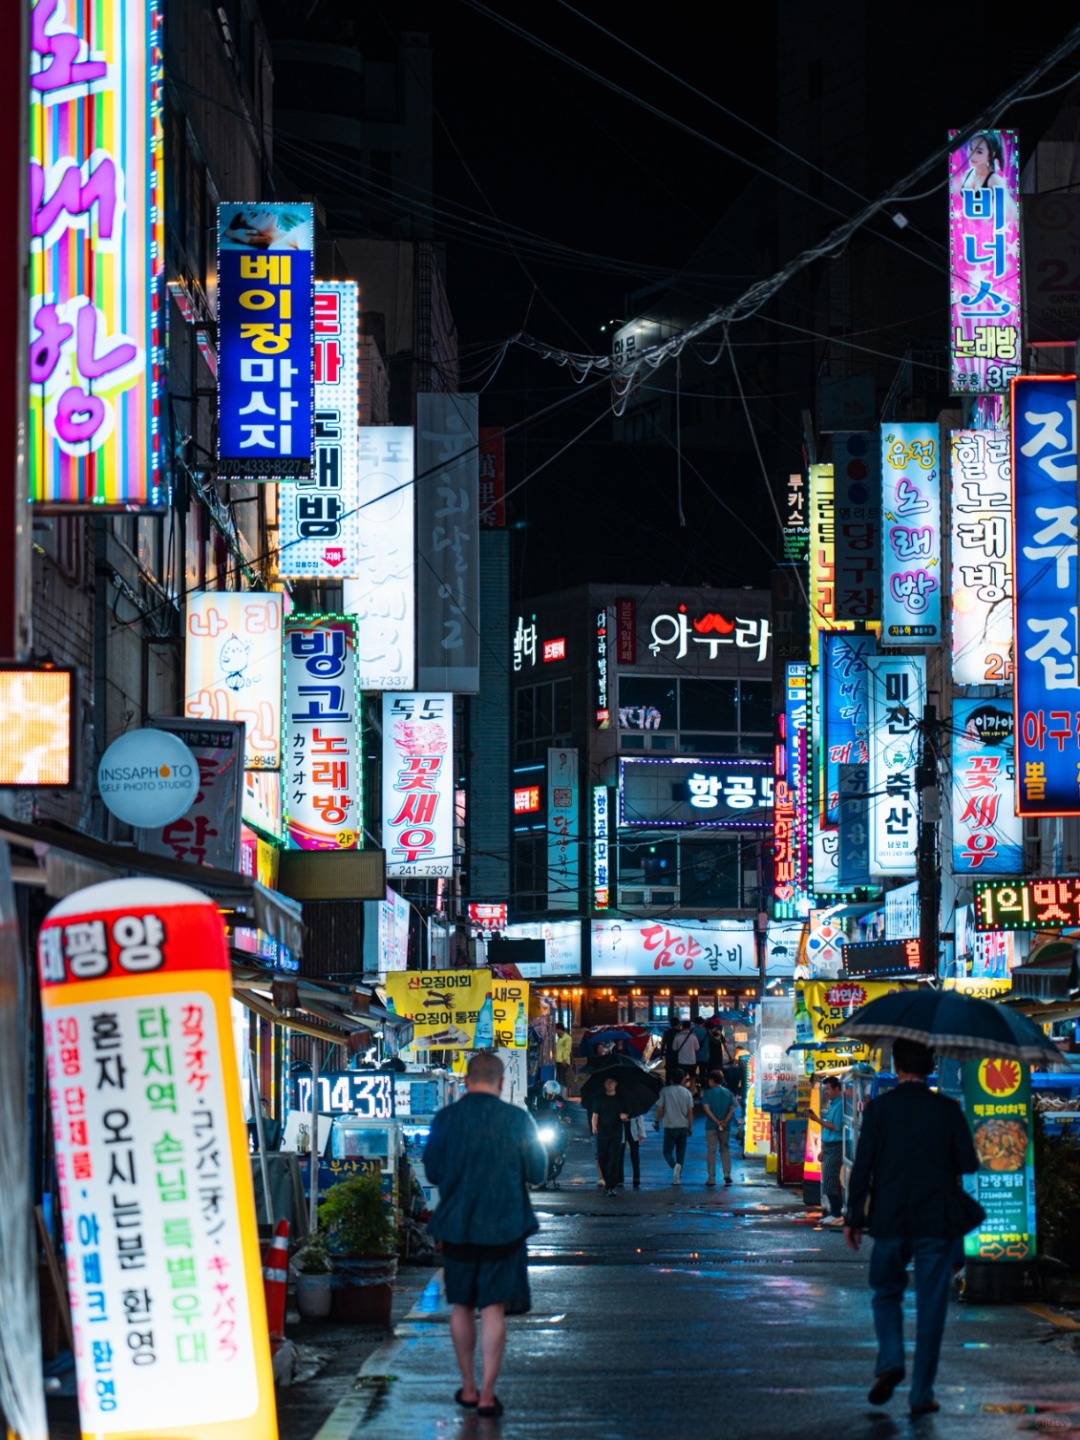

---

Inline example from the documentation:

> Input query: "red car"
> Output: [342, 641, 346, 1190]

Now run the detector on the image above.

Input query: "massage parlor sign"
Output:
[38, 879, 276, 1440]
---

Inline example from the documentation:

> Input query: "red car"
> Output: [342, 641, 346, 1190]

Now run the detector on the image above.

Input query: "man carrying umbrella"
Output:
[590, 1076, 630, 1197]
[843, 1038, 978, 1417]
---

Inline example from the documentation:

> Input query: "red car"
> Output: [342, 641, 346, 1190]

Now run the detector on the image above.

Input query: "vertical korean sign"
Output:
[951, 430, 1013, 686]
[278, 282, 359, 577]
[30, 0, 165, 506]
[284, 615, 361, 850]
[382, 693, 453, 877]
[593, 784, 610, 910]
[867, 654, 925, 875]
[548, 748, 579, 911]
[416, 393, 480, 693]
[952, 697, 1023, 875]
[962, 1057, 1035, 1262]
[809, 464, 836, 663]
[38, 879, 275, 1439]
[822, 632, 874, 825]
[833, 433, 881, 622]
[881, 424, 941, 642]
[343, 427, 416, 691]
[185, 592, 283, 770]
[1012, 375, 1080, 815]
[217, 204, 314, 479]
[949, 129, 1021, 395]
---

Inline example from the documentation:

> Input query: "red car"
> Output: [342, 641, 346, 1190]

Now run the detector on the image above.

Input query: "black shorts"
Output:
[442, 1239, 530, 1312]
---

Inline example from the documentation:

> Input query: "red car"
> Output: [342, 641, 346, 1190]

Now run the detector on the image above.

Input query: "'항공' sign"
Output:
[37, 879, 276, 1440]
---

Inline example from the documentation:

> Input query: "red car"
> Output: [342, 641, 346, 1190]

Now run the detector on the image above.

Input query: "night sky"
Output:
[369, 4, 1079, 600]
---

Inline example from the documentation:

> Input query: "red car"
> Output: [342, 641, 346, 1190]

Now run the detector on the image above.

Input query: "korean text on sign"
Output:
[1012, 376, 1080, 815]
[217, 204, 314, 478]
[382, 693, 453, 878]
[950, 430, 1013, 686]
[37, 879, 275, 1439]
[185, 592, 283, 770]
[881, 424, 942, 643]
[284, 616, 360, 850]
[30, 0, 165, 505]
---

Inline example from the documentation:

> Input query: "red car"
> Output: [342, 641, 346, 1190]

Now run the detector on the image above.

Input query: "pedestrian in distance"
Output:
[423, 1051, 548, 1419]
[654, 1066, 695, 1184]
[701, 1068, 735, 1187]
[669, 1019, 700, 1080]
[810, 1075, 845, 1225]
[554, 1021, 573, 1094]
[691, 1015, 711, 1084]
[843, 1038, 979, 1418]
[621, 1112, 646, 1188]
[591, 1075, 630, 1197]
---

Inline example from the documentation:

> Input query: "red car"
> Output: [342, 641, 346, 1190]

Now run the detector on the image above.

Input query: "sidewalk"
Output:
[303, 1123, 1080, 1440]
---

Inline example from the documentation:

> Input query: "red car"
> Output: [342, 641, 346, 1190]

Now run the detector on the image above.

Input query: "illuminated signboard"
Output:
[619, 757, 774, 829]
[951, 697, 1023, 875]
[595, 607, 610, 727]
[416, 392, 480, 693]
[962, 1058, 1035, 1262]
[648, 605, 770, 665]
[548, 748, 579, 910]
[469, 902, 507, 933]
[843, 938, 926, 978]
[478, 427, 505, 527]
[784, 472, 809, 564]
[382, 693, 453, 878]
[974, 877, 1080, 931]
[950, 429, 1013, 685]
[1012, 375, 1080, 816]
[593, 784, 610, 910]
[283, 615, 361, 850]
[837, 763, 870, 887]
[774, 663, 810, 918]
[278, 281, 359, 578]
[343, 426, 416, 691]
[881, 423, 941, 643]
[867, 654, 925, 875]
[0, 665, 75, 786]
[591, 917, 756, 979]
[809, 463, 841, 664]
[543, 638, 567, 662]
[616, 597, 636, 663]
[184, 592, 283, 769]
[294, 1070, 395, 1120]
[217, 203, 314, 478]
[513, 786, 541, 814]
[949, 128, 1021, 395]
[30, 0, 165, 506]
[822, 632, 874, 825]
[833, 434, 881, 621]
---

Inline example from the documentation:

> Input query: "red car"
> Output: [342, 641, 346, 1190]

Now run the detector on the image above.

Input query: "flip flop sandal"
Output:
[478, 1397, 504, 1418]
[454, 1388, 479, 1409]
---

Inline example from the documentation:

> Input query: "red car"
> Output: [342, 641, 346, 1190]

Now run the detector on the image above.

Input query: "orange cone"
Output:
[262, 1218, 289, 1344]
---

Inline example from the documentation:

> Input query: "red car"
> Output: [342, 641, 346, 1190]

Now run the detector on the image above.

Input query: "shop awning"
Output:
[1009, 940, 1079, 1002]
[0, 816, 304, 957]
[233, 969, 413, 1049]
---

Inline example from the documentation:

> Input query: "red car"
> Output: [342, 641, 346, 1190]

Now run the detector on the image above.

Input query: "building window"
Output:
[615, 835, 762, 909]
[514, 678, 574, 761]
[617, 676, 677, 731]
[618, 676, 770, 754]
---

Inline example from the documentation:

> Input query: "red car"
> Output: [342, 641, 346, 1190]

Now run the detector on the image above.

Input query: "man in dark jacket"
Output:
[844, 1038, 978, 1417]
[423, 1051, 547, 1418]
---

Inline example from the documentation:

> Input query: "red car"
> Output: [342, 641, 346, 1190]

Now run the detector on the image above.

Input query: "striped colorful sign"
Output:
[29, 0, 165, 507]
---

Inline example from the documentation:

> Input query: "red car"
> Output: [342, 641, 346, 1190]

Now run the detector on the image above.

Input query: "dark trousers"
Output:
[620, 1136, 640, 1185]
[869, 1235, 954, 1407]
[662, 1127, 689, 1170]
[597, 1127, 623, 1188]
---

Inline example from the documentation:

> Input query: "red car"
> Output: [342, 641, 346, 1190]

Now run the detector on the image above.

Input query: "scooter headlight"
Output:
[536, 1125, 558, 1144]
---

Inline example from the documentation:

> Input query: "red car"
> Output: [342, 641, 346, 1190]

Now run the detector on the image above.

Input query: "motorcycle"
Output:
[529, 1083, 571, 1189]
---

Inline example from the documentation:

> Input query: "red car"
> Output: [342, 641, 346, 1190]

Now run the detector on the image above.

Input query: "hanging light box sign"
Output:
[97, 728, 199, 828]
[950, 430, 1013, 686]
[36, 879, 276, 1440]
[184, 592, 284, 770]
[283, 615, 362, 850]
[881, 424, 942, 643]
[867, 654, 926, 875]
[382, 693, 453, 877]
[951, 697, 1023, 875]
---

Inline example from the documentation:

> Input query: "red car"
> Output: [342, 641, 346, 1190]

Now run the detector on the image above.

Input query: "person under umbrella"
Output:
[591, 1076, 629, 1197]
[829, 986, 1061, 1064]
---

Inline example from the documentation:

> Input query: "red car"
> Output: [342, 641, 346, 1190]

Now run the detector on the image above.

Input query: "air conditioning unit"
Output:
[618, 888, 647, 907]
[618, 887, 680, 908]
[649, 888, 678, 906]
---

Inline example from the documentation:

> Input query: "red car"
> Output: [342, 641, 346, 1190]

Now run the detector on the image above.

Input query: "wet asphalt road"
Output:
[275, 1110, 1080, 1440]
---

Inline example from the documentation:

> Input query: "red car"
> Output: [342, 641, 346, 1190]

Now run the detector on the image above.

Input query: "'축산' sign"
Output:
[37, 879, 276, 1440]
[867, 654, 925, 875]
[217, 204, 314, 478]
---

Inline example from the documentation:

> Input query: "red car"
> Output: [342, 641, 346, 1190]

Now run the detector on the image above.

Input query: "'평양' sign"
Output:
[30, 0, 165, 507]
[37, 879, 276, 1439]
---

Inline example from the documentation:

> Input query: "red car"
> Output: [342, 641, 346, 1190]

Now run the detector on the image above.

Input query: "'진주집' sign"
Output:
[37, 878, 276, 1439]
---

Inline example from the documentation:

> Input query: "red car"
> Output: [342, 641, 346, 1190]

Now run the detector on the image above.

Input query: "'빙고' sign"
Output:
[37, 879, 275, 1440]
[30, 0, 165, 506]
[283, 614, 361, 850]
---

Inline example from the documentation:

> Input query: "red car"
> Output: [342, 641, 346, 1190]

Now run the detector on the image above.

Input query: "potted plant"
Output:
[318, 1174, 398, 1325]
[292, 1235, 333, 1320]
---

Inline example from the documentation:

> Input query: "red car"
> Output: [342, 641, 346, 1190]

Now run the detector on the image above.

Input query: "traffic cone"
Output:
[262, 1218, 289, 1346]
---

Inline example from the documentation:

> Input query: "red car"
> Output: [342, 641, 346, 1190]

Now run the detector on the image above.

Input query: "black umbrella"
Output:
[829, 987, 1062, 1065]
[583, 1047, 650, 1075]
[579, 1057, 662, 1118]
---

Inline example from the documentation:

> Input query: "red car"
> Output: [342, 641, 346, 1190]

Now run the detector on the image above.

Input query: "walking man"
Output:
[701, 1069, 735, 1186]
[423, 1051, 548, 1418]
[591, 1075, 629, 1196]
[810, 1075, 845, 1225]
[554, 1022, 573, 1094]
[844, 1038, 978, 1418]
[670, 1019, 699, 1079]
[654, 1066, 695, 1184]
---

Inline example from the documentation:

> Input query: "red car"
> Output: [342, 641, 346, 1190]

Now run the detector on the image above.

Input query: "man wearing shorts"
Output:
[424, 1051, 548, 1418]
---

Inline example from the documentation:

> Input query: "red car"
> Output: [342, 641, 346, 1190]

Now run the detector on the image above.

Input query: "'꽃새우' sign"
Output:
[37, 878, 276, 1440]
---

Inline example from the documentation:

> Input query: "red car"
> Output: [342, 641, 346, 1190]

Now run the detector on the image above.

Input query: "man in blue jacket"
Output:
[844, 1038, 979, 1417]
[423, 1051, 548, 1418]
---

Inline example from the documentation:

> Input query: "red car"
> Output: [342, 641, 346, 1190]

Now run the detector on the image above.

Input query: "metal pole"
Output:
[247, 1050, 273, 1227]
[307, 1043, 321, 1237]
[917, 705, 941, 979]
